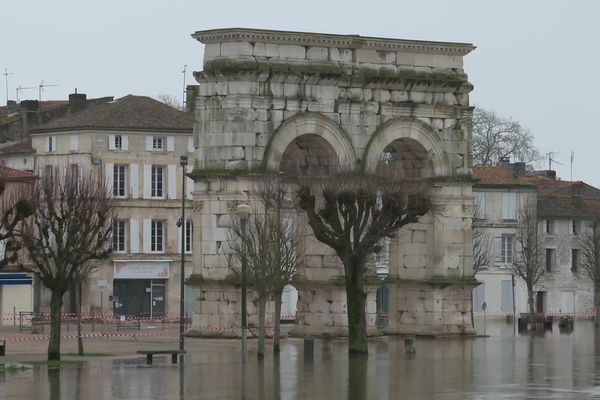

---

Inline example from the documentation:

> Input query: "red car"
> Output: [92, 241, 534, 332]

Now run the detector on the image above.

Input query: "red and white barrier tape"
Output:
[0, 331, 179, 341]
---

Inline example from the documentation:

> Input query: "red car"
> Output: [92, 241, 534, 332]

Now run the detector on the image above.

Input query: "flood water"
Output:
[3, 320, 600, 399]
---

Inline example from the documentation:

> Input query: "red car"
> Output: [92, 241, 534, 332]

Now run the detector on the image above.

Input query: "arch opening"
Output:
[279, 134, 339, 177]
[376, 137, 435, 180]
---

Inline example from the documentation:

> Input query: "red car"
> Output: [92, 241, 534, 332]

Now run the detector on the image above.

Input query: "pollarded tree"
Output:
[0, 178, 35, 267]
[513, 199, 544, 324]
[579, 220, 600, 327]
[472, 107, 541, 166]
[14, 167, 115, 360]
[298, 173, 430, 354]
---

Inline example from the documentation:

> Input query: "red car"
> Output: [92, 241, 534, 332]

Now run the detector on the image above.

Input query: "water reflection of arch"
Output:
[362, 118, 450, 178]
[263, 113, 356, 175]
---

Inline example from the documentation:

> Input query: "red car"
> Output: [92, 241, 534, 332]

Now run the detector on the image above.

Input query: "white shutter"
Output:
[501, 193, 517, 220]
[108, 135, 115, 150]
[146, 136, 153, 151]
[45, 137, 50, 152]
[143, 164, 152, 199]
[187, 136, 194, 153]
[130, 219, 140, 253]
[494, 236, 502, 263]
[105, 163, 114, 195]
[142, 219, 152, 253]
[168, 165, 177, 199]
[70, 135, 79, 151]
[122, 135, 129, 151]
[167, 136, 175, 152]
[186, 165, 194, 200]
[474, 192, 486, 219]
[130, 164, 139, 199]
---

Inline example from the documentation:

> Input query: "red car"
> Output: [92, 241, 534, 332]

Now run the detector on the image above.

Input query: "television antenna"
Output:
[2, 68, 14, 104]
[547, 151, 563, 171]
[181, 64, 187, 111]
[38, 80, 58, 103]
[16, 85, 36, 102]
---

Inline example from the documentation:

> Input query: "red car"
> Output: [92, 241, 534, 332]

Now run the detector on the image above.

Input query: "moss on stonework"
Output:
[186, 273, 241, 286]
[353, 66, 466, 88]
[187, 166, 265, 179]
[428, 174, 479, 184]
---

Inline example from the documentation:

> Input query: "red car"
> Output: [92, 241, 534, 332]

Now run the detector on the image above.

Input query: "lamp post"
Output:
[178, 155, 188, 358]
[236, 203, 251, 364]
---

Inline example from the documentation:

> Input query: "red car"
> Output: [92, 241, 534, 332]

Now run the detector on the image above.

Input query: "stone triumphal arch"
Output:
[187, 28, 476, 336]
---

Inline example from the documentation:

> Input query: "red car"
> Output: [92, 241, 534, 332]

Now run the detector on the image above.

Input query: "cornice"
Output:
[192, 28, 475, 56]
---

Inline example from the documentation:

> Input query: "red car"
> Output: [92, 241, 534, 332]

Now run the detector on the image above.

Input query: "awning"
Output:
[0, 273, 33, 285]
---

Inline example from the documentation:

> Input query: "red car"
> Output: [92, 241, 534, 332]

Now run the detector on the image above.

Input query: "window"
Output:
[501, 193, 517, 220]
[474, 192, 487, 219]
[112, 220, 127, 252]
[67, 163, 79, 184]
[495, 234, 514, 266]
[151, 166, 164, 198]
[152, 137, 165, 150]
[572, 249, 579, 273]
[151, 220, 164, 252]
[113, 165, 128, 198]
[546, 248, 556, 272]
[572, 220, 580, 235]
[114, 135, 122, 150]
[47, 137, 56, 152]
[185, 220, 193, 253]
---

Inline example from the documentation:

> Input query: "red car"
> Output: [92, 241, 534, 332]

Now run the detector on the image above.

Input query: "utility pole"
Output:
[181, 65, 187, 112]
[3, 68, 14, 104]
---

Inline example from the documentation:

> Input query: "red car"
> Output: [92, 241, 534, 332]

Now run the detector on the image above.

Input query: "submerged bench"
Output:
[137, 350, 185, 365]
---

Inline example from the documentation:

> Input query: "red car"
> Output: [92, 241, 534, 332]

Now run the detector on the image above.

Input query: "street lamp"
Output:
[178, 155, 188, 359]
[236, 203, 251, 364]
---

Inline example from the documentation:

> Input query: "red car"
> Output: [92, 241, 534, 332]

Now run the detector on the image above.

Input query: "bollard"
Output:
[404, 335, 416, 354]
[304, 337, 314, 359]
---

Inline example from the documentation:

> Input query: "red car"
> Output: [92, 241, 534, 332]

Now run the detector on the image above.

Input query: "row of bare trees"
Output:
[1, 168, 115, 360]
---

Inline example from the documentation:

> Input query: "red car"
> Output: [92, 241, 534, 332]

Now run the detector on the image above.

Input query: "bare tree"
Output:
[472, 107, 541, 166]
[0, 180, 35, 267]
[156, 94, 182, 110]
[298, 172, 430, 354]
[579, 220, 600, 327]
[228, 178, 301, 357]
[513, 199, 544, 324]
[472, 201, 493, 274]
[13, 167, 115, 360]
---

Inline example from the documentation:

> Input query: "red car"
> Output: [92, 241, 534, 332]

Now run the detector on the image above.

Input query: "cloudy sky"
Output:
[3, 1, 598, 185]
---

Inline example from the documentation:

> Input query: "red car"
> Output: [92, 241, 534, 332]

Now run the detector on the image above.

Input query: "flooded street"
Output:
[3, 320, 600, 399]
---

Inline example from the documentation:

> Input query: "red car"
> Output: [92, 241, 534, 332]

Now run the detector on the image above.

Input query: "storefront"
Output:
[113, 261, 170, 318]
[0, 272, 34, 326]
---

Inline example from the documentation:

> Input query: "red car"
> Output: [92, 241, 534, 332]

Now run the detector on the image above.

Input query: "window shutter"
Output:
[509, 193, 517, 219]
[45, 137, 50, 152]
[474, 192, 486, 219]
[146, 136, 153, 151]
[186, 165, 194, 200]
[168, 164, 177, 199]
[142, 164, 152, 199]
[177, 222, 182, 254]
[105, 163, 114, 195]
[130, 219, 140, 253]
[142, 219, 151, 253]
[70, 135, 79, 151]
[494, 236, 502, 263]
[187, 136, 194, 153]
[130, 164, 139, 199]
[167, 136, 175, 152]
[108, 135, 115, 150]
[122, 135, 129, 151]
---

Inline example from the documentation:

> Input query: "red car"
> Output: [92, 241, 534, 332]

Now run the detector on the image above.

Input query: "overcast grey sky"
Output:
[3, 1, 598, 185]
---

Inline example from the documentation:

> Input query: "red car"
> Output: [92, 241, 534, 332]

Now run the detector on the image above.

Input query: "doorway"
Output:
[536, 291, 545, 314]
[113, 279, 166, 317]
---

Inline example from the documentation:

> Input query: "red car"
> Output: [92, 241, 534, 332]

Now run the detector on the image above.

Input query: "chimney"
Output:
[21, 100, 40, 135]
[510, 162, 526, 178]
[6, 100, 17, 114]
[69, 89, 87, 114]
[497, 156, 510, 168]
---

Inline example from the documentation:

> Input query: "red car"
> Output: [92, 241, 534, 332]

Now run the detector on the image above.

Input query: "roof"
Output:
[30, 95, 193, 133]
[520, 176, 600, 197]
[0, 165, 37, 182]
[538, 195, 600, 218]
[0, 139, 34, 155]
[472, 166, 533, 187]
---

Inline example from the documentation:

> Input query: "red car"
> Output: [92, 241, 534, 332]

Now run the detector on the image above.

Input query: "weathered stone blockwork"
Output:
[188, 28, 477, 337]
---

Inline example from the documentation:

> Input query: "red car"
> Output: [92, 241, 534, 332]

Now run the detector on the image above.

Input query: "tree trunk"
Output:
[346, 271, 368, 354]
[77, 281, 84, 355]
[595, 284, 600, 328]
[257, 297, 266, 358]
[527, 286, 535, 329]
[273, 290, 282, 353]
[48, 290, 64, 361]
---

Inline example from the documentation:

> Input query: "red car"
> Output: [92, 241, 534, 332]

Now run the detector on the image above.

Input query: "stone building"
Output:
[188, 28, 477, 336]
[27, 94, 196, 317]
